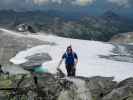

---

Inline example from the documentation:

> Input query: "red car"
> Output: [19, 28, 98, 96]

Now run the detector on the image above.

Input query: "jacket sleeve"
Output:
[62, 53, 66, 59]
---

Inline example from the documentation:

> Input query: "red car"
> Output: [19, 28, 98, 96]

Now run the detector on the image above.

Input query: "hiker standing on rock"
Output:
[57, 46, 78, 76]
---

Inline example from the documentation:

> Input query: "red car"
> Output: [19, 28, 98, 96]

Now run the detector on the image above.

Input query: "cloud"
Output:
[32, 0, 95, 6]
[72, 0, 95, 6]
[0, 0, 34, 11]
[0, 0, 132, 11]
[32, 0, 133, 7]
[33, 0, 49, 5]
[32, 0, 132, 7]
[107, 0, 131, 8]
[51, 0, 62, 4]
[33, 0, 67, 5]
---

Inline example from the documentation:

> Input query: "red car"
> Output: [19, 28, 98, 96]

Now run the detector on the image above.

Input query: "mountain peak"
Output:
[102, 10, 120, 20]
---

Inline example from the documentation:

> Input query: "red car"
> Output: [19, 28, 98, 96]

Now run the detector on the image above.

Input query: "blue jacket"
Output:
[62, 52, 78, 65]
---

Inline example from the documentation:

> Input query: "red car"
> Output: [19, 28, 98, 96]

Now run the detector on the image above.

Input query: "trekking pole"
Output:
[57, 59, 63, 69]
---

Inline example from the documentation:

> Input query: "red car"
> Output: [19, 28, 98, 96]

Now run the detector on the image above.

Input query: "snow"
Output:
[129, 43, 133, 45]
[2, 29, 133, 81]
[0, 28, 26, 37]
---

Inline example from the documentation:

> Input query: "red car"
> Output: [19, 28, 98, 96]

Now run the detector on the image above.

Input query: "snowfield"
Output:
[3, 28, 132, 81]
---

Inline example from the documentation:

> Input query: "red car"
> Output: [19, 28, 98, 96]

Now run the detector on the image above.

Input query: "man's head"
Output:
[66, 45, 73, 53]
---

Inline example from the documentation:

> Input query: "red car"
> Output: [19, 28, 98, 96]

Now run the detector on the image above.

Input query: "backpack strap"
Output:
[65, 52, 75, 58]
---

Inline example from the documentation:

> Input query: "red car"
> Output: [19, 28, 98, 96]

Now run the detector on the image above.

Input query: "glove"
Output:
[57, 67, 60, 71]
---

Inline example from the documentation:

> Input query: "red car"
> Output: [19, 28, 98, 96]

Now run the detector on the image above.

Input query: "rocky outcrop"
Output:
[18, 75, 133, 100]
[0, 71, 117, 100]
[0, 28, 133, 100]
[100, 44, 133, 63]
[117, 78, 133, 88]
[102, 78, 133, 100]
[16, 24, 36, 33]
[0, 29, 52, 65]
[1, 71, 133, 100]
[20, 53, 52, 71]
[110, 32, 133, 44]
[58, 76, 117, 100]
[87, 76, 117, 100]
[102, 86, 133, 100]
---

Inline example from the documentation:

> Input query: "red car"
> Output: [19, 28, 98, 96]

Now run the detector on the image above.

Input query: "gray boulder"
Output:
[102, 86, 133, 100]
[20, 53, 52, 71]
[117, 77, 133, 88]
[86, 76, 117, 100]
[102, 78, 133, 100]
[9, 74, 117, 100]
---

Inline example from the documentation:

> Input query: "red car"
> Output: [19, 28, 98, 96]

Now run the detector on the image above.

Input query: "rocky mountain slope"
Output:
[7, 29, 133, 81]
[1, 73, 133, 100]
[0, 29, 52, 66]
[0, 10, 133, 41]
[0, 29, 133, 100]
[0, 28, 132, 79]
[110, 32, 133, 44]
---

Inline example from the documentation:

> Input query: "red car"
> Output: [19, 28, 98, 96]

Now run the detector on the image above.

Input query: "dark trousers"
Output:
[66, 64, 76, 77]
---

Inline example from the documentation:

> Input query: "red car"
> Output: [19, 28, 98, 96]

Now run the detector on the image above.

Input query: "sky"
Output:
[0, 0, 133, 17]
[0, 0, 132, 10]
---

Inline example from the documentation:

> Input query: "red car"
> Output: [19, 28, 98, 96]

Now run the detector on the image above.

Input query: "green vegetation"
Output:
[0, 10, 133, 41]
[0, 74, 31, 100]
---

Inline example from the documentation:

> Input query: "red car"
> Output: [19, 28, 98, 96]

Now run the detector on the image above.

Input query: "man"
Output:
[57, 46, 78, 76]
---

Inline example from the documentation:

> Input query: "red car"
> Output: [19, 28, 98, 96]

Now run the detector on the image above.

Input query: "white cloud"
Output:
[32, 0, 95, 6]
[0, 0, 34, 11]
[108, 0, 130, 8]
[32, 0, 68, 5]
[0, 0, 132, 11]
[52, 0, 62, 4]
[33, 0, 49, 5]
[72, 0, 95, 6]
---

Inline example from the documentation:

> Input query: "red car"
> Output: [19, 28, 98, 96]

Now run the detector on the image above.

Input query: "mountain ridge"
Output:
[0, 10, 133, 42]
